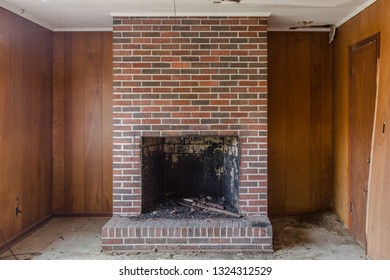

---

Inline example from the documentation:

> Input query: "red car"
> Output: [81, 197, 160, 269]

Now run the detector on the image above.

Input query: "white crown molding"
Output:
[110, 12, 272, 18]
[267, 27, 330, 32]
[53, 27, 113, 32]
[336, 0, 377, 27]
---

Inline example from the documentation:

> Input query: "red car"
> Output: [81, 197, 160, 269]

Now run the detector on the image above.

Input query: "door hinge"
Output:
[350, 202, 353, 213]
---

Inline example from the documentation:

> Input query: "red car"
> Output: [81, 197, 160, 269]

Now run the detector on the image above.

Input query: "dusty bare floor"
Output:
[0, 212, 366, 260]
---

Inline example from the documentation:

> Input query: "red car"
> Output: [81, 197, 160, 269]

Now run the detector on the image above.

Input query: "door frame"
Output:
[348, 32, 380, 250]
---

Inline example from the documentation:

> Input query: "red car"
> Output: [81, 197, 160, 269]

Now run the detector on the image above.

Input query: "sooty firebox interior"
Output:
[142, 136, 239, 213]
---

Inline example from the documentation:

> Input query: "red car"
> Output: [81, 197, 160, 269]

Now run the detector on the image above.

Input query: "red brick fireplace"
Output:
[102, 16, 272, 251]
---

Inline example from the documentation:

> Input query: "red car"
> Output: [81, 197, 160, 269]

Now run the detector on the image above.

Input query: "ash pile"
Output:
[134, 195, 242, 220]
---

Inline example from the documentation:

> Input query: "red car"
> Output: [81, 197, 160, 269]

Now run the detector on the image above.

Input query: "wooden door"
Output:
[349, 34, 379, 250]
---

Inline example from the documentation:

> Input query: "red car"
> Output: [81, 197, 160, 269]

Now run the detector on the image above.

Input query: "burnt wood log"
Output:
[179, 199, 242, 218]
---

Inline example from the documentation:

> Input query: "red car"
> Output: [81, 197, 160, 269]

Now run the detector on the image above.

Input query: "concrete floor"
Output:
[0, 212, 366, 260]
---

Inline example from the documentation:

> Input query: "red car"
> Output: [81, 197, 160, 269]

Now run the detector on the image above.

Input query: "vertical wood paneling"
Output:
[286, 33, 311, 211]
[333, 0, 380, 226]
[310, 33, 322, 210]
[268, 32, 332, 215]
[53, 33, 65, 213]
[63, 33, 73, 213]
[0, 7, 53, 243]
[334, 0, 390, 259]
[268, 33, 287, 212]
[53, 32, 113, 214]
[41, 26, 53, 218]
[320, 35, 333, 209]
[70, 32, 86, 212]
[0, 8, 10, 239]
[9, 14, 24, 237]
[366, 0, 390, 260]
[25, 22, 38, 228]
[84, 33, 103, 212]
[102, 32, 113, 212]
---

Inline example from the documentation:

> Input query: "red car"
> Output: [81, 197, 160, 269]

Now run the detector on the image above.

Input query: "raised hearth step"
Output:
[102, 216, 273, 252]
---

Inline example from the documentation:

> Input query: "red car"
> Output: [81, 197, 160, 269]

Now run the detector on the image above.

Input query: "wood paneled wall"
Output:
[268, 32, 332, 215]
[333, 2, 380, 227]
[0, 8, 53, 243]
[53, 32, 113, 214]
[333, 0, 390, 259]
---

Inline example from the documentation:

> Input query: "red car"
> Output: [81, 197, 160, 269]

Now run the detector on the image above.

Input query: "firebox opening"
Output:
[142, 136, 239, 214]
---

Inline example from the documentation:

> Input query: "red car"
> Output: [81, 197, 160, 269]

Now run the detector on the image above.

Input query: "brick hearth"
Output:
[103, 16, 272, 251]
[102, 217, 272, 251]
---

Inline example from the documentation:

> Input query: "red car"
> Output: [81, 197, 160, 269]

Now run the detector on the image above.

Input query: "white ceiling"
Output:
[0, 0, 376, 31]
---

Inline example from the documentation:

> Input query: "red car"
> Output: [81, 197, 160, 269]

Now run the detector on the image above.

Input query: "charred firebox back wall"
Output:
[142, 136, 239, 212]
